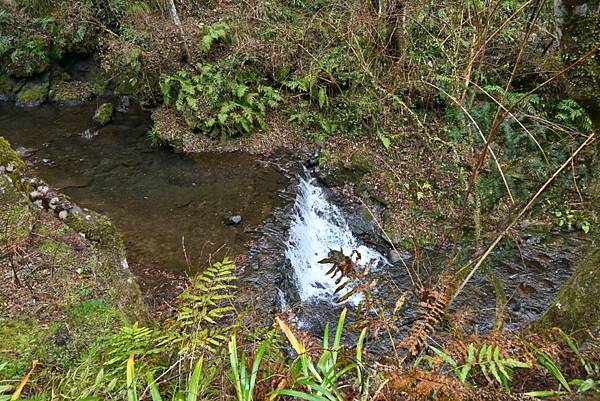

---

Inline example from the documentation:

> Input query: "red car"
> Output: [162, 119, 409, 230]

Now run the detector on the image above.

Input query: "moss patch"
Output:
[49, 80, 94, 106]
[0, 74, 24, 100]
[15, 80, 50, 107]
[93, 103, 114, 125]
[0, 175, 33, 244]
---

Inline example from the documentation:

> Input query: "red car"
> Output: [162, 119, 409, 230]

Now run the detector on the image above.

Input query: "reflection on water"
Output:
[0, 102, 288, 276]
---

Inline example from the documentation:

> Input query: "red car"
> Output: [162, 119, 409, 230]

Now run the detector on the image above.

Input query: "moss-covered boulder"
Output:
[93, 103, 114, 126]
[15, 79, 50, 107]
[49, 80, 94, 106]
[0, 74, 24, 101]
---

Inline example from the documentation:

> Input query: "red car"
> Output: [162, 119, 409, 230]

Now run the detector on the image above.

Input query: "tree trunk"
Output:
[166, 0, 191, 63]
[554, 0, 600, 123]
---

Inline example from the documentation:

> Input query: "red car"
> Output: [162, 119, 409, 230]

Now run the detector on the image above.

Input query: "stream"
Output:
[0, 99, 588, 335]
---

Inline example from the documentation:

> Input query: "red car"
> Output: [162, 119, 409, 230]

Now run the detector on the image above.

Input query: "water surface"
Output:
[0, 102, 288, 280]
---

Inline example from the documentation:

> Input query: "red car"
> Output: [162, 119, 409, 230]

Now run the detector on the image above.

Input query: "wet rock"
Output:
[387, 249, 412, 264]
[116, 96, 132, 113]
[93, 103, 114, 126]
[16, 147, 35, 158]
[16, 79, 50, 108]
[226, 215, 243, 225]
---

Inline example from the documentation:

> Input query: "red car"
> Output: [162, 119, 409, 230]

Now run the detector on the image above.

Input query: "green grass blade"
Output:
[146, 372, 164, 401]
[127, 354, 138, 401]
[187, 356, 203, 401]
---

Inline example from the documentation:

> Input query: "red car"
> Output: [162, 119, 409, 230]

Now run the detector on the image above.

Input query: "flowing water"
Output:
[0, 100, 588, 332]
[285, 173, 385, 304]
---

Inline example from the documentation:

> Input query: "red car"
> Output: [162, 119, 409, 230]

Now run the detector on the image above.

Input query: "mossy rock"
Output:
[15, 79, 50, 107]
[49, 80, 94, 106]
[0, 74, 24, 101]
[93, 103, 114, 126]
[0, 136, 24, 169]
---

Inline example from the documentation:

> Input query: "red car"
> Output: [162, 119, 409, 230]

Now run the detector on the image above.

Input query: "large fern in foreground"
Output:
[161, 258, 238, 355]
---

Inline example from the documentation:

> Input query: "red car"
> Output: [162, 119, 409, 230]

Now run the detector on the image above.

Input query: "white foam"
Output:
[285, 174, 385, 304]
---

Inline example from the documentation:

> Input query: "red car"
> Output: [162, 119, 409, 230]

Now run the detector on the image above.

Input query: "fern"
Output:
[200, 21, 231, 53]
[161, 258, 238, 355]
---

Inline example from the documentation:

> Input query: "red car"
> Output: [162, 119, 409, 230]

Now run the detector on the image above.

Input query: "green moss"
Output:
[0, 319, 47, 380]
[49, 80, 94, 106]
[15, 80, 49, 107]
[0, 74, 24, 99]
[93, 103, 114, 126]
[38, 239, 77, 270]
[0, 175, 33, 244]
[0, 136, 24, 170]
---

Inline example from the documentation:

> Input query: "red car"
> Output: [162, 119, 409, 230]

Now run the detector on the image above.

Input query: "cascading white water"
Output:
[285, 174, 385, 304]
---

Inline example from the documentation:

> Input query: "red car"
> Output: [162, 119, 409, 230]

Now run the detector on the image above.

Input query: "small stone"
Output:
[5, 163, 14, 172]
[227, 215, 243, 225]
[33, 199, 43, 208]
[49, 197, 59, 209]
[76, 268, 83, 274]
[15, 147, 36, 158]
[58, 210, 68, 220]
[29, 190, 42, 199]
[387, 249, 412, 264]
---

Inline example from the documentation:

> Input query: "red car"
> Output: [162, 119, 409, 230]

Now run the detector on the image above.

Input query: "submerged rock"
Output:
[93, 103, 114, 126]
[16, 79, 50, 108]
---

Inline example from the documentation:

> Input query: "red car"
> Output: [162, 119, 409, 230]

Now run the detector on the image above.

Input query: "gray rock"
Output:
[58, 210, 68, 220]
[227, 215, 242, 225]
[387, 249, 412, 264]
[16, 147, 36, 158]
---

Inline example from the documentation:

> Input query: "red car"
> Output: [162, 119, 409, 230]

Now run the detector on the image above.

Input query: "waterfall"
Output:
[285, 173, 385, 304]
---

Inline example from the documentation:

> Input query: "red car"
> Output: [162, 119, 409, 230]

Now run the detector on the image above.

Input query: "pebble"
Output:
[227, 215, 243, 225]
[58, 210, 68, 220]
[6, 163, 14, 172]
[29, 190, 42, 199]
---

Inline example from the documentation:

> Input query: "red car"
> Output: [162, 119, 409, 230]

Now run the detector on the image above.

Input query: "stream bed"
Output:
[0, 100, 589, 335]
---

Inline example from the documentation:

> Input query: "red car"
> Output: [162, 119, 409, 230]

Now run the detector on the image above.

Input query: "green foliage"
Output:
[147, 127, 167, 148]
[553, 203, 591, 234]
[200, 21, 231, 53]
[160, 61, 282, 139]
[427, 343, 529, 392]
[160, 258, 238, 355]
[270, 308, 364, 401]
[127, 355, 206, 401]
[228, 335, 269, 401]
